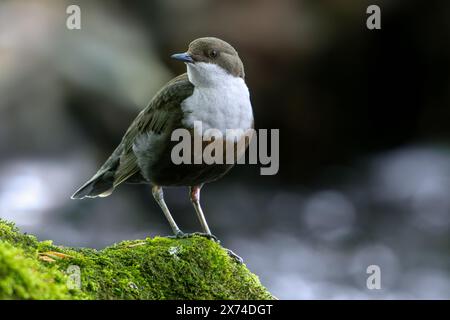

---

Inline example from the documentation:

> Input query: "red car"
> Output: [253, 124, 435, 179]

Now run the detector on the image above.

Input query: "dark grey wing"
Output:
[71, 73, 194, 199]
[113, 73, 194, 187]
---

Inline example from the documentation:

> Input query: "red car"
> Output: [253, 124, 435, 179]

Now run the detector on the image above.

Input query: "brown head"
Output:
[171, 37, 245, 85]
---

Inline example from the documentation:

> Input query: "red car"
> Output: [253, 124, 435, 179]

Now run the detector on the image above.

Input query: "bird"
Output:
[71, 37, 254, 256]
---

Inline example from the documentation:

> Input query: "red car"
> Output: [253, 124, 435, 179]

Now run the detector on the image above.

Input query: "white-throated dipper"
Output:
[72, 38, 253, 258]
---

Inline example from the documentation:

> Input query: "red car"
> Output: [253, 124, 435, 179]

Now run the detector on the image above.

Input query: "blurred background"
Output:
[0, 0, 449, 299]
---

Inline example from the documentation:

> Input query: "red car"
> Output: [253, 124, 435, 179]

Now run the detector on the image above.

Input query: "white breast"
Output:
[181, 63, 254, 135]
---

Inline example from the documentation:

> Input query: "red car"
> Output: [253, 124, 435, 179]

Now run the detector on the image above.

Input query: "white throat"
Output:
[187, 62, 231, 87]
[182, 62, 253, 136]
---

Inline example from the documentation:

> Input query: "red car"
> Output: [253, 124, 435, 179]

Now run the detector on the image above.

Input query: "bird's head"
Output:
[171, 37, 245, 86]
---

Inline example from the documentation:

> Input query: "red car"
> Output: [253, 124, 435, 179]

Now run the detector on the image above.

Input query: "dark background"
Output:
[0, 0, 449, 299]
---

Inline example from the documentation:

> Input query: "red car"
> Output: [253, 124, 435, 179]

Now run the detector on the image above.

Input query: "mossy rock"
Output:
[0, 219, 273, 300]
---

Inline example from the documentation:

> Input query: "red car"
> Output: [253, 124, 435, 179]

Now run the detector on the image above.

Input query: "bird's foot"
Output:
[168, 231, 220, 243]
[225, 248, 244, 264]
[182, 232, 220, 243]
[167, 230, 187, 239]
[167, 231, 242, 263]
[191, 232, 220, 243]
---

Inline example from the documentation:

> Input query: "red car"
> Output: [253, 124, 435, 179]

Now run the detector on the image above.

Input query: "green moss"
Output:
[0, 242, 76, 299]
[0, 219, 273, 300]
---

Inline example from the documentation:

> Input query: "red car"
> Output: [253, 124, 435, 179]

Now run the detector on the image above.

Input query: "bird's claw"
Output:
[226, 248, 244, 264]
[168, 231, 220, 243]
[167, 232, 242, 263]
[167, 230, 186, 239]
[190, 232, 220, 243]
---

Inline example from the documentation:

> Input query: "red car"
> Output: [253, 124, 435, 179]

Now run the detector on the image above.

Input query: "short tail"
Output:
[71, 170, 115, 199]
[72, 144, 127, 199]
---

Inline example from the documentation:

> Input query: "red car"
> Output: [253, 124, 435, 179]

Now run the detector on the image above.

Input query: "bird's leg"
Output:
[189, 185, 210, 234]
[185, 185, 243, 264]
[189, 185, 219, 242]
[187, 186, 230, 245]
[151, 185, 183, 237]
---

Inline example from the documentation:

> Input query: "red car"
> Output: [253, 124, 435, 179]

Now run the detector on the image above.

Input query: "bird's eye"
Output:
[209, 50, 218, 58]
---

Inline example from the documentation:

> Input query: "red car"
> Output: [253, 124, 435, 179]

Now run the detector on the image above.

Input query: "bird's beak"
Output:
[170, 52, 194, 64]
